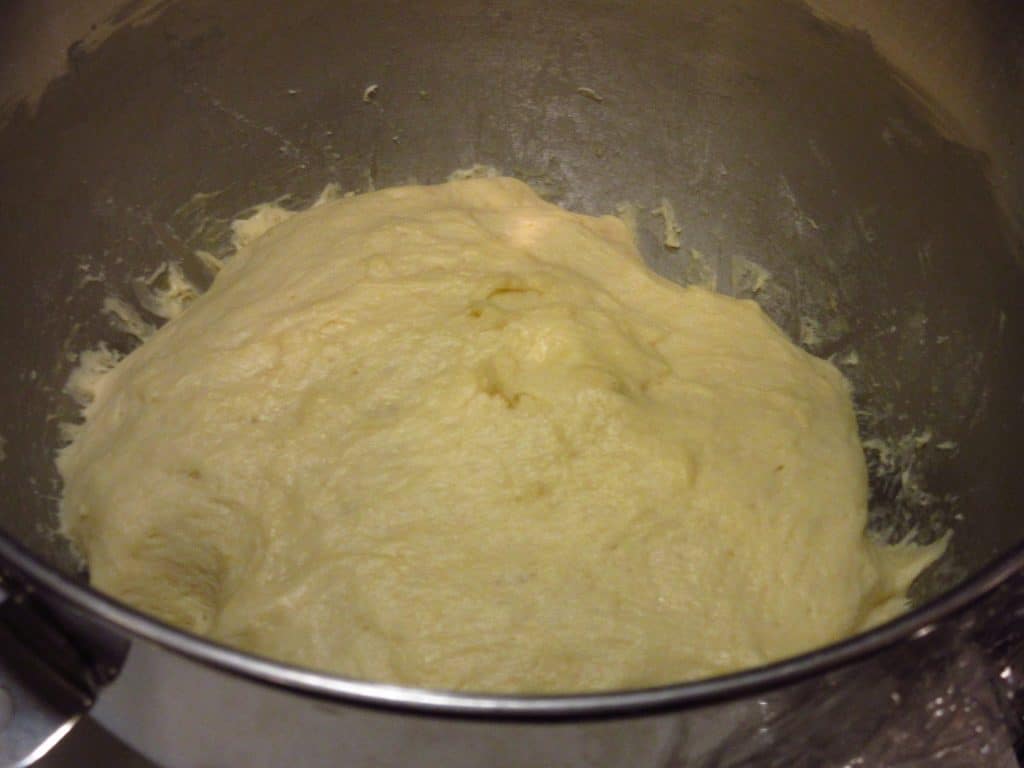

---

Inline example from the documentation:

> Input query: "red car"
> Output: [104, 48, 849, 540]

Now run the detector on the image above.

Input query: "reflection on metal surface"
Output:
[0, 587, 93, 767]
[0, 0, 174, 122]
[804, 0, 1024, 247]
[0, 685, 12, 732]
[32, 717, 154, 768]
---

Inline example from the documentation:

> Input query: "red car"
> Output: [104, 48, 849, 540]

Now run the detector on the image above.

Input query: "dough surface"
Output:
[59, 177, 940, 693]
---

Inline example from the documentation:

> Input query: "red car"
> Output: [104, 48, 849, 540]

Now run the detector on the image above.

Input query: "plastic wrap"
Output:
[670, 565, 1024, 767]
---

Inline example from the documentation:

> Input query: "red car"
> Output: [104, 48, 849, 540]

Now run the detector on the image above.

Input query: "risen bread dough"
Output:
[59, 177, 940, 693]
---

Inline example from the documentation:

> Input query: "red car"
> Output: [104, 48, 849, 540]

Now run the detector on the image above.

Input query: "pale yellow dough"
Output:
[58, 177, 941, 693]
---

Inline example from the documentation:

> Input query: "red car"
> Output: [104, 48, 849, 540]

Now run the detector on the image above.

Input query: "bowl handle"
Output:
[0, 585, 97, 767]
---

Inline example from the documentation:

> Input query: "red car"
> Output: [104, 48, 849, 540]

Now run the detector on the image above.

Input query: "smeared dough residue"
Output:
[576, 87, 605, 103]
[134, 262, 201, 321]
[652, 197, 682, 249]
[102, 297, 154, 342]
[447, 164, 501, 182]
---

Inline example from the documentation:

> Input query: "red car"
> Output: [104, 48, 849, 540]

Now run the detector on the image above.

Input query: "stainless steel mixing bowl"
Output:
[0, 1, 1022, 765]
